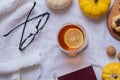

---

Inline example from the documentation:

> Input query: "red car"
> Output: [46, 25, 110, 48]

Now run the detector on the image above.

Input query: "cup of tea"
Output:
[57, 23, 88, 57]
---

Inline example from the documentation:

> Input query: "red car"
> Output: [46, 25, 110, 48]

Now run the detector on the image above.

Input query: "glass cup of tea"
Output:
[57, 23, 88, 57]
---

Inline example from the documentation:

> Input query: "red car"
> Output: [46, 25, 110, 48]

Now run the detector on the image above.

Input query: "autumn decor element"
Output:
[46, 0, 72, 10]
[78, 0, 111, 18]
[102, 62, 120, 80]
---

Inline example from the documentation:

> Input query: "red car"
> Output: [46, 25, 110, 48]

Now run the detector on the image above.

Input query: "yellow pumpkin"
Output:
[102, 62, 120, 80]
[78, 0, 111, 18]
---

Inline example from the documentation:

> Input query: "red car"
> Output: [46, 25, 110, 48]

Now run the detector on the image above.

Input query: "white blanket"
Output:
[0, 0, 119, 80]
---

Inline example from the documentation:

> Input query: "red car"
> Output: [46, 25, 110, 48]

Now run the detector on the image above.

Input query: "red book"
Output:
[58, 66, 97, 80]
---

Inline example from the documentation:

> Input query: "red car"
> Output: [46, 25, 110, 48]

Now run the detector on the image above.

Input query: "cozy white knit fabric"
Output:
[0, 0, 119, 80]
[0, 0, 42, 80]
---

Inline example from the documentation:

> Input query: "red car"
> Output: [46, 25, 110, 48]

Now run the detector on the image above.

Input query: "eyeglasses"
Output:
[4, 2, 50, 51]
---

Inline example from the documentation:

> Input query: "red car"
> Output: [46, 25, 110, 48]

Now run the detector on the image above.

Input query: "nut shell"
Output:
[106, 45, 116, 57]
[118, 52, 120, 61]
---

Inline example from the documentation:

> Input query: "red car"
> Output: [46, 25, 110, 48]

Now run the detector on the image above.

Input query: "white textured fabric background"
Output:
[0, 0, 119, 80]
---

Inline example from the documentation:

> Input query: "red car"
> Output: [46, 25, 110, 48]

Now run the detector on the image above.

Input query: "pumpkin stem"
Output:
[112, 74, 118, 79]
[94, 0, 98, 3]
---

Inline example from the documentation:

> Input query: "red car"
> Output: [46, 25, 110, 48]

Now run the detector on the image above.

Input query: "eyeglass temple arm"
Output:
[3, 12, 49, 37]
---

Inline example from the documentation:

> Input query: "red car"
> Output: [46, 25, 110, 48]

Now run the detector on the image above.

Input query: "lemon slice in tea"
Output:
[64, 28, 84, 49]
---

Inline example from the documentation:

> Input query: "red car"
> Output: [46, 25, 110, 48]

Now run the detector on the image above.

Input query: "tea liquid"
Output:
[58, 24, 85, 51]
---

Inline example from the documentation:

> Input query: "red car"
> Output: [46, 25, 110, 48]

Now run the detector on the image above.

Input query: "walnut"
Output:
[106, 45, 116, 57]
